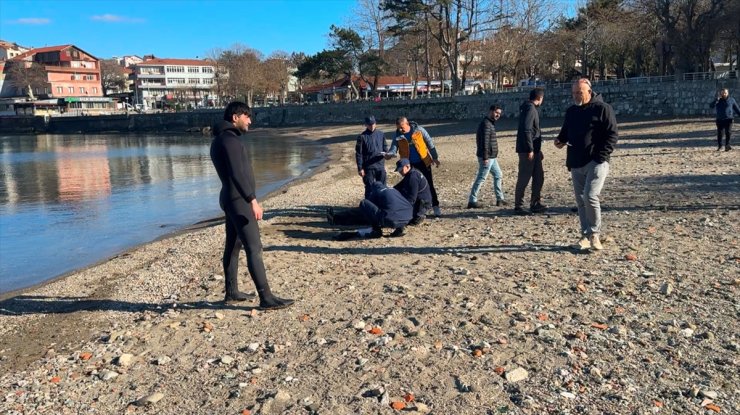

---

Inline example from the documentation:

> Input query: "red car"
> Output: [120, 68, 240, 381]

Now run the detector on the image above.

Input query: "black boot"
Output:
[258, 295, 295, 311]
[225, 275, 254, 302]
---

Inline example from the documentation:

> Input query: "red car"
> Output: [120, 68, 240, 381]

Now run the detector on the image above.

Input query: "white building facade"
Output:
[132, 58, 217, 110]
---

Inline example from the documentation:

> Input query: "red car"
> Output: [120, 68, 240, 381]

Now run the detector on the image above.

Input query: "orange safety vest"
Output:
[397, 130, 433, 167]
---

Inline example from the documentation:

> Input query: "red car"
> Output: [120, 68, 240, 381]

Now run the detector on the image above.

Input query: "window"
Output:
[92, 87, 98, 94]
[56, 86, 63, 94]
[84, 75, 95, 80]
[165, 66, 185, 73]
[80, 87, 86, 94]
[168, 78, 186, 85]
[187, 66, 200, 73]
[202, 66, 214, 73]
[68, 87, 74, 93]
[188, 78, 200, 84]
[202, 78, 213, 84]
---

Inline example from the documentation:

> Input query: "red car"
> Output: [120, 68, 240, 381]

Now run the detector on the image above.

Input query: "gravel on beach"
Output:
[0, 117, 738, 414]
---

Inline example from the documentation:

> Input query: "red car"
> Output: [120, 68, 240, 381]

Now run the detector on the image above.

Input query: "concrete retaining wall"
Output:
[1, 79, 737, 134]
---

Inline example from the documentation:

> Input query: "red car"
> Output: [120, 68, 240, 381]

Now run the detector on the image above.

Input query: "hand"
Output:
[540, 152, 544, 161]
[251, 199, 264, 220]
[358, 169, 365, 177]
[433, 159, 441, 167]
[527, 152, 534, 161]
[384, 153, 395, 160]
[554, 140, 566, 149]
[483, 159, 489, 166]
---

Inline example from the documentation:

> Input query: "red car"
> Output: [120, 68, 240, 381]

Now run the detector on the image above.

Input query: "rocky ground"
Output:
[0, 117, 738, 415]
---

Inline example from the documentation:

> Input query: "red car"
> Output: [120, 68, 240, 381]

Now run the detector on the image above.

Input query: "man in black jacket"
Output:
[394, 158, 432, 225]
[514, 88, 546, 214]
[555, 79, 618, 251]
[210, 102, 294, 310]
[467, 105, 505, 208]
[355, 116, 388, 197]
[710, 88, 740, 151]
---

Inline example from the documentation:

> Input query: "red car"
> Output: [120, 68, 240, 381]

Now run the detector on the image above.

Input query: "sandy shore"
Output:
[1, 117, 738, 414]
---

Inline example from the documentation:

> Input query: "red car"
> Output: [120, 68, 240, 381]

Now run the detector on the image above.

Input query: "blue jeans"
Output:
[571, 160, 609, 235]
[468, 157, 504, 203]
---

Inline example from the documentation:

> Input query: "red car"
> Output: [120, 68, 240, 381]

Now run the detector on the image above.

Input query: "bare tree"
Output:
[6, 61, 48, 99]
[99, 59, 128, 95]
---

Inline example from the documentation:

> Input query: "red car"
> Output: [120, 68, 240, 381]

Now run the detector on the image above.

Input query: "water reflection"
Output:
[0, 132, 326, 293]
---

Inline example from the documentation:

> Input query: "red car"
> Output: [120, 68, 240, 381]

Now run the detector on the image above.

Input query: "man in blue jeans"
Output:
[555, 79, 618, 251]
[467, 105, 506, 208]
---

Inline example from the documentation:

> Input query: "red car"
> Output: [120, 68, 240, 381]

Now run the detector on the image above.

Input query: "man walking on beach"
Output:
[514, 88, 547, 215]
[355, 116, 388, 197]
[386, 117, 442, 216]
[710, 88, 740, 151]
[554, 79, 618, 251]
[467, 105, 505, 209]
[210, 102, 294, 310]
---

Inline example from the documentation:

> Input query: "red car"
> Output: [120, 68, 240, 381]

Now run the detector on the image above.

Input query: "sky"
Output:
[0, 0, 357, 59]
[0, 0, 579, 60]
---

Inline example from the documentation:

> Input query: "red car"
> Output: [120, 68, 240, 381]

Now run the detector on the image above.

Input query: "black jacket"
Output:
[475, 116, 498, 159]
[394, 168, 432, 211]
[367, 182, 413, 227]
[556, 93, 618, 169]
[355, 129, 388, 171]
[516, 101, 541, 154]
[710, 97, 740, 121]
[210, 121, 256, 207]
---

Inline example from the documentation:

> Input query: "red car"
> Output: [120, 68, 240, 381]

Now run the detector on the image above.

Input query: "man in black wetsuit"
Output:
[210, 102, 294, 310]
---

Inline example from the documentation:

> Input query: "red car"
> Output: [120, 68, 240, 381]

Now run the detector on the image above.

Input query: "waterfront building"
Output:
[132, 58, 217, 110]
[0, 40, 29, 61]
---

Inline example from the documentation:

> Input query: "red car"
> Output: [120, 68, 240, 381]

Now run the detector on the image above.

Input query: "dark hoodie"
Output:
[367, 182, 413, 227]
[556, 93, 618, 169]
[516, 101, 541, 154]
[210, 120, 257, 207]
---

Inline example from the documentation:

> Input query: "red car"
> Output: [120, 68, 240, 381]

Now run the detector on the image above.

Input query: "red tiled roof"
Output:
[137, 58, 214, 66]
[11, 44, 99, 62]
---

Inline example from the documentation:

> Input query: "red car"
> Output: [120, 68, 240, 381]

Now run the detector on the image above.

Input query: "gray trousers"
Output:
[514, 152, 544, 208]
[570, 160, 609, 235]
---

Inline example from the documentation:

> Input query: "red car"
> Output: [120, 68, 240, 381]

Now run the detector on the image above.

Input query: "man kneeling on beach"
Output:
[328, 184, 413, 240]
[210, 101, 294, 310]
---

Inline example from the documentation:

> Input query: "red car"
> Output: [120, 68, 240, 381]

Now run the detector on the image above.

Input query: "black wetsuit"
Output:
[210, 120, 273, 300]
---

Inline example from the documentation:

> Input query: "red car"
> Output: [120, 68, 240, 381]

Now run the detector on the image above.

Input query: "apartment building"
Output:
[0, 40, 29, 60]
[132, 58, 217, 110]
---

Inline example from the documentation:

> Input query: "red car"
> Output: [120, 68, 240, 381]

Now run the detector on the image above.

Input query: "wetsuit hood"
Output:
[213, 120, 241, 137]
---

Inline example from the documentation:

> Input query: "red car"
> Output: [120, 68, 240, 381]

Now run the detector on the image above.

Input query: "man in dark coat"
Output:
[710, 88, 740, 151]
[467, 105, 506, 208]
[514, 88, 546, 214]
[210, 101, 294, 310]
[393, 158, 432, 225]
[355, 115, 388, 196]
[555, 79, 618, 252]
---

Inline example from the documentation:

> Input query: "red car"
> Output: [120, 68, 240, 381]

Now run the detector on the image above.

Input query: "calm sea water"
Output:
[0, 132, 328, 293]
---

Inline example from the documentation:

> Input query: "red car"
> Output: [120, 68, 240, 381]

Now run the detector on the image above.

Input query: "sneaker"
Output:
[530, 203, 548, 213]
[514, 207, 530, 215]
[590, 234, 603, 250]
[496, 200, 508, 206]
[726, 146, 732, 151]
[409, 216, 425, 226]
[576, 237, 591, 251]
[369, 227, 383, 238]
[717, 146, 723, 151]
[433, 206, 442, 217]
[258, 296, 295, 311]
[466, 201, 480, 209]
[224, 291, 255, 302]
[390, 227, 405, 237]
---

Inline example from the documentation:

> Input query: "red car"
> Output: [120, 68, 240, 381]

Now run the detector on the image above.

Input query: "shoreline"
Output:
[1, 117, 737, 414]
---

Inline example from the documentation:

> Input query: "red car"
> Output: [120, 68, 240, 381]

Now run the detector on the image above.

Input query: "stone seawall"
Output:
[1, 79, 737, 134]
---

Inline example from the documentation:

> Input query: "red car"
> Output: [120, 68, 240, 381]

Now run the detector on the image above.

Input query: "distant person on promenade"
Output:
[514, 88, 547, 215]
[355, 116, 388, 197]
[710, 88, 740, 151]
[554, 79, 618, 251]
[210, 101, 294, 310]
[467, 104, 506, 209]
[386, 117, 442, 216]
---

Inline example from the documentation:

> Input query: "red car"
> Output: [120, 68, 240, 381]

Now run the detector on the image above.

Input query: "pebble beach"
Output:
[0, 117, 738, 414]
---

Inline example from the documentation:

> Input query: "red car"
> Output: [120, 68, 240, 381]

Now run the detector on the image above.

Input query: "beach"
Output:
[0, 117, 738, 414]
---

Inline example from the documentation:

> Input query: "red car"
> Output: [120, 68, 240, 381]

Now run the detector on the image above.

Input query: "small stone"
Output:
[220, 356, 234, 365]
[316, 338, 327, 346]
[135, 392, 164, 406]
[415, 402, 431, 413]
[116, 353, 134, 367]
[609, 325, 628, 337]
[247, 343, 260, 353]
[353, 321, 366, 330]
[560, 391, 576, 399]
[679, 328, 694, 337]
[699, 390, 718, 400]
[155, 356, 171, 365]
[660, 282, 673, 296]
[689, 386, 700, 398]
[505, 367, 528, 383]
[98, 369, 119, 381]
[214, 312, 225, 320]
[211, 274, 224, 281]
